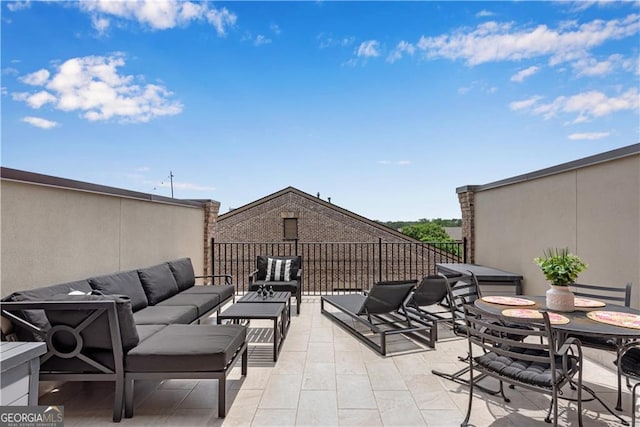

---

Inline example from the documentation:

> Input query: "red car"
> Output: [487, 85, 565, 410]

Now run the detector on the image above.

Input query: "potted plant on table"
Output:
[534, 248, 588, 312]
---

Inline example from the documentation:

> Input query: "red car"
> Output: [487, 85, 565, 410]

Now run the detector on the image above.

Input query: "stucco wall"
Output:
[1, 179, 206, 297]
[472, 154, 639, 306]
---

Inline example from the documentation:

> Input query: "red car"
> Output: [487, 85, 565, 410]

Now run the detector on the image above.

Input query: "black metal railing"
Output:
[211, 238, 465, 295]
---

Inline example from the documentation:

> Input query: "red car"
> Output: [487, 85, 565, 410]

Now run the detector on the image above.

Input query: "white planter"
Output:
[545, 285, 575, 312]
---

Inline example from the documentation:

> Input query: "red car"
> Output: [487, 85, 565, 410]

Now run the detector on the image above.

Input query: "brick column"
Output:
[202, 200, 220, 276]
[457, 186, 477, 264]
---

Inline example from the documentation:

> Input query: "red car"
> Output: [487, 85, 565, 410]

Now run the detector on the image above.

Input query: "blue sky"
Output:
[2, 1, 638, 221]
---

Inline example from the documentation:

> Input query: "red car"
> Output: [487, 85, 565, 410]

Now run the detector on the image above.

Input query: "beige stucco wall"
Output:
[473, 154, 640, 307]
[1, 180, 205, 297]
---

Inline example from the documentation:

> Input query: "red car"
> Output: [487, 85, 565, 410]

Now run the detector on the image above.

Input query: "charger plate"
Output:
[501, 309, 570, 325]
[481, 296, 535, 306]
[587, 311, 640, 329]
[574, 297, 606, 308]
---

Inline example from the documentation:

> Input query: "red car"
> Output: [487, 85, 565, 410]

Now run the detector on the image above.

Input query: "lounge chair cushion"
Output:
[168, 258, 196, 291]
[158, 293, 220, 317]
[137, 263, 180, 305]
[4, 279, 93, 342]
[126, 324, 246, 372]
[46, 293, 140, 351]
[256, 256, 300, 281]
[133, 305, 197, 325]
[475, 348, 578, 388]
[181, 284, 235, 302]
[90, 271, 149, 312]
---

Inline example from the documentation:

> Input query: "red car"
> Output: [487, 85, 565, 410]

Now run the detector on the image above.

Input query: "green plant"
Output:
[534, 248, 588, 286]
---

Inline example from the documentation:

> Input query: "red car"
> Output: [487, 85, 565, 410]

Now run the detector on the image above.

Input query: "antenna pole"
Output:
[169, 171, 174, 198]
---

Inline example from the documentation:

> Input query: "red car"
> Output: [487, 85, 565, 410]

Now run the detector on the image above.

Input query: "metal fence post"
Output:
[378, 237, 383, 283]
[211, 237, 215, 276]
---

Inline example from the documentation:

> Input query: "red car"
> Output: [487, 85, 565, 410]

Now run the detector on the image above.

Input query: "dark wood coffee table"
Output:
[217, 302, 288, 362]
[237, 291, 292, 330]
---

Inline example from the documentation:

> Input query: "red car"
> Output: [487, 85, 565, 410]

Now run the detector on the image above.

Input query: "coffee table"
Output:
[217, 302, 288, 362]
[237, 291, 292, 331]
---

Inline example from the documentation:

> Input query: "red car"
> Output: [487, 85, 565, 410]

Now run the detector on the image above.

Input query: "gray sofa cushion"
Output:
[46, 294, 139, 351]
[90, 271, 149, 312]
[133, 305, 197, 325]
[137, 263, 180, 305]
[136, 324, 167, 343]
[181, 284, 235, 303]
[4, 280, 93, 342]
[168, 258, 196, 291]
[157, 293, 220, 317]
[125, 324, 246, 372]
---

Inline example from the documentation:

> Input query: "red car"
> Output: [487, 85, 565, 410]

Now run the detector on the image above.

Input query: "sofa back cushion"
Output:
[89, 270, 148, 311]
[257, 256, 301, 281]
[137, 263, 180, 305]
[3, 280, 93, 342]
[46, 293, 140, 352]
[168, 258, 196, 291]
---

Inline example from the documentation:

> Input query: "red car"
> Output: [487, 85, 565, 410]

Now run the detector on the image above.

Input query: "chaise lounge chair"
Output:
[320, 279, 436, 355]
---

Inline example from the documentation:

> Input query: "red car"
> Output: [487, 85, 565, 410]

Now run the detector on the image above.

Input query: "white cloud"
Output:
[1, 87, 7, 96]
[476, 10, 495, 18]
[317, 33, 355, 49]
[7, 1, 31, 12]
[511, 88, 638, 122]
[13, 54, 183, 123]
[12, 90, 56, 108]
[416, 14, 639, 67]
[509, 95, 544, 110]
[357, 40, 380, 58]
[387, 41, 415, 63]
[568, 131, 610, 140]
[571, 53, 635, 77]
[270, 23, 281, 34]
[22, 116, 58, 129]
[254, 35, 272, 46]
[20, 69, 50, 86]
[510, 65, 540, 82]
[2, 67, 20, 76]
[77, 0, 236, 35]
[91, 15, 110, 34]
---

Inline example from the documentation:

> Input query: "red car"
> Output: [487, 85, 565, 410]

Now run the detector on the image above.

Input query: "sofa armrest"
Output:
[195, 274, 233, 286]
[1, 300, 125, 373]
[248, 269, 259, 285]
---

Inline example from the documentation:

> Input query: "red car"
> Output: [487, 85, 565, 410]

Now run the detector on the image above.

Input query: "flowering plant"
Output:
[534, 248, 588, 286]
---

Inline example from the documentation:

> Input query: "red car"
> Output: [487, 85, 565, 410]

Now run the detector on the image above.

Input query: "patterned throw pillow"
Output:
[265, 258, 292, 281]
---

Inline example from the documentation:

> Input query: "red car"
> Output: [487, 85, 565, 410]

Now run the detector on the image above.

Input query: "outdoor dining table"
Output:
[475, 294, 640, 423]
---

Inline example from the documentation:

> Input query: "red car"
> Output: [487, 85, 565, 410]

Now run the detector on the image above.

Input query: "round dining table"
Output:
[475, 294, 640, 422]
[475, 295, 640, 340]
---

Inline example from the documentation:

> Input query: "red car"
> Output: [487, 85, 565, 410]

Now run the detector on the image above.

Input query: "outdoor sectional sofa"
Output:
[0, 258, 247, 422]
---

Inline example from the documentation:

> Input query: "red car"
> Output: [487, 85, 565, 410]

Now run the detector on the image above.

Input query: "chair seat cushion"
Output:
[475, 348, 578, 388]
[136, 324, 167, 343]
[158, 293, 220, 317]
[133, 305, 197, 325]
[620, 348, 640, 377]
[125, 324, 246, 372]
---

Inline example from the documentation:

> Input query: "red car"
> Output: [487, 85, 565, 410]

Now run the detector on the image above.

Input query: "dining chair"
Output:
[430, 271, 505, 394]
[461, 304, 586, 427]
[569, 281, 633, 411]
[618, 341, 640, 426]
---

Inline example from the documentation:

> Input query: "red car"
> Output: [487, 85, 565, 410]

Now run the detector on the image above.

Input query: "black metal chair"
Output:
[461, 304, 586, 427]
[321, 279, 436, 355]
[249, 256, 302, 314]
[619, 341, 640, 426]
[568, 282, 633, 410]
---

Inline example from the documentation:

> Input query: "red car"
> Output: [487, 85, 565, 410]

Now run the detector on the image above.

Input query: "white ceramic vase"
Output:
[545, 284, 575, 312]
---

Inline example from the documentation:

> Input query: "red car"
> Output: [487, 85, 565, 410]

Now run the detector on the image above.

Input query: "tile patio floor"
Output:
[40, 297, 635, 426]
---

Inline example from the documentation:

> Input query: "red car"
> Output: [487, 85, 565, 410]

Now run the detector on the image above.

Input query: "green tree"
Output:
[402, 222, 452, 242]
